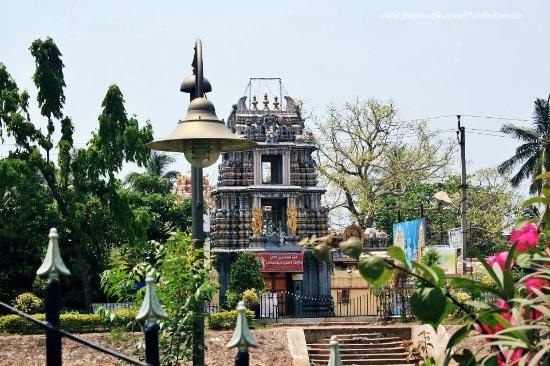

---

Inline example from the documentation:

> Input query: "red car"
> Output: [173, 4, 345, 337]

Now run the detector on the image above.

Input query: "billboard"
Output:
[448, 228, 463, 249]
[393, 218, 427, 263]
[256, 252, 303, 272]
[432, 246, 458, 274]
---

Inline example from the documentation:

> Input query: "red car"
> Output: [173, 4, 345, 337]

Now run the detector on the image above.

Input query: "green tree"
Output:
[374, 169, 519, 255]
[226, 252, 265, 308]
[124, 151, 179, 194]
[314, 99, 454, 228]
[0, 38, 152, 309]
[498, 96, 550, 193]
[0, 168, 58, 303]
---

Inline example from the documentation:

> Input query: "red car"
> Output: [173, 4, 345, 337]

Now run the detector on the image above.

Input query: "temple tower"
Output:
[210, 81, 332, 315]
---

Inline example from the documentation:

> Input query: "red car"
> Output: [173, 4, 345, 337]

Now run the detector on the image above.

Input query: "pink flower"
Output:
[497, 349, 524, 365]
[494, 299, 510, 310]
[487, 252, 514, 271]
[510, 223, 538, 252]
[475, 299, 513, 335]
[524, 277, 548, 294]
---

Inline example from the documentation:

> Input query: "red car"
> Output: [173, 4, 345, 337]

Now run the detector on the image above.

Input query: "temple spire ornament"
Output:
[273, 96, 280, 111]
[136, 272, 168, 326]
[36, 228, 71, 279]
[251, 96, 258, 111]
[226, 301, 257, 352]
[262, 94, 269, 111]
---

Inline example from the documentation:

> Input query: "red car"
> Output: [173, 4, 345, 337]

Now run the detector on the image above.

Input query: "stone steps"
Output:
[319, 336, 402, 344]
[310, 358, 414, 365]
[306, 329, 418, 365]
[308, 341, 404, 349]
[308, 347, 406, 354]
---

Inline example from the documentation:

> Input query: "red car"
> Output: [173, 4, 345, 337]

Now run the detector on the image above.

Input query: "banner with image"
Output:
[393, 218, 426, 263]
[448, 228, 463, 249]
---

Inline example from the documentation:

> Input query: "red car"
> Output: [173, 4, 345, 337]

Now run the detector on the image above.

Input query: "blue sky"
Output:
[1, 0, 549, 190]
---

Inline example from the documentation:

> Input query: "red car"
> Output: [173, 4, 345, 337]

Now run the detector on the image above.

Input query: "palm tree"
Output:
[498, 96, 550, 193]
[143, 151, 179, 180]
[124, 151, 179, 194]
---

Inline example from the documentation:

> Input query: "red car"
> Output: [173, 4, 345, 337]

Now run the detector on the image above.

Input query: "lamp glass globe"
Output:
[184, 140, 221, 168]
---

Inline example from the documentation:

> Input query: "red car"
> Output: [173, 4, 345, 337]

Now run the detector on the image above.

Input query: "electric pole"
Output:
[458, 115, 468, 273]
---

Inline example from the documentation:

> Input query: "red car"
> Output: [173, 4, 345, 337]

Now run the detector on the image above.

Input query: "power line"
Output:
[461, 114, 530, 122]
[465, 131, 515, 139]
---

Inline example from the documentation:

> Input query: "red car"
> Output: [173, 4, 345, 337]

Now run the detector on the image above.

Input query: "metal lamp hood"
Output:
[146, 97, 257, 153]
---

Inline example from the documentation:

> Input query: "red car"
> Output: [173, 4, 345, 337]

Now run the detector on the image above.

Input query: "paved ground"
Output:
[0, 328, 292, 366]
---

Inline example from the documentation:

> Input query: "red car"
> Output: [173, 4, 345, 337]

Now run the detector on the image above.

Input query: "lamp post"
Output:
[147, 39, 256, 366]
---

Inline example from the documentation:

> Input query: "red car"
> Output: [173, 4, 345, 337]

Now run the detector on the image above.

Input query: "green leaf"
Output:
[387, 245, 408, 267]
[432, 266, 446, 287]
[448, 277, 502, 297]
[357, 256, 395, 288]
[339, 237, 362, 260]
[470, 247, 503, 291]
[516, 253, 531, 267]
[445, 324, 472, 351]
[412, 260, 440, 286]
[410, 287, 447, 328]
[451, 349, 476, 366]
[521, 196, 550, 207]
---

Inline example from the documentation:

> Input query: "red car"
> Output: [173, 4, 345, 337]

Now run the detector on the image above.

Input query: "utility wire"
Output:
[461, 114, 530, 122]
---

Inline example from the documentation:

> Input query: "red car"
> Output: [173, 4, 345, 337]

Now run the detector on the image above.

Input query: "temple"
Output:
[210, 83, 332, 316]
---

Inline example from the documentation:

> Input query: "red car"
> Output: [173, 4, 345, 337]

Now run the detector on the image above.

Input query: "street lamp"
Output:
[147, 39, 256, 366]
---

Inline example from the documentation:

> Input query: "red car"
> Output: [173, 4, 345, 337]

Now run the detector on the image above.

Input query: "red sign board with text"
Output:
[256, 252, 303, 272]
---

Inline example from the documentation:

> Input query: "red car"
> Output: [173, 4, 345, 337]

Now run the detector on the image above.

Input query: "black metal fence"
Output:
[207, 287, 413, 321]
[2, 227, 257, 366]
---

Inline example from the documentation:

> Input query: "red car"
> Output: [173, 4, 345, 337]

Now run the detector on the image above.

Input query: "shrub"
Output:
[208, 309, 255, 330]
[242, 288, 261, 309]
[13, 293, 43, 314]
[32, 277, 47, 298]
[227, 252, 265, 298]
[225, 291, 240, 310]
[0, 310, 138, 335]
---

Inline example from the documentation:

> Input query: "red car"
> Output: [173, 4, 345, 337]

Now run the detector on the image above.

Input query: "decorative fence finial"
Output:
[36, 228, 71, 279]
[136, 272, 168, 325]
[226, 301, 257, 352]
[328, 335, 343, 366]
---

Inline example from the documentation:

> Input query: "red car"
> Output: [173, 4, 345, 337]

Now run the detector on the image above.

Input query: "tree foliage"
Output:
[314, 99, 455, 228]
[226, 252, 265, 308]
[374, 169, 520, 254]
[124, 151, 179, 195]
[0, 38, 153, 308]
[101, 230, 215, 365]
[498, 96, 550, 193]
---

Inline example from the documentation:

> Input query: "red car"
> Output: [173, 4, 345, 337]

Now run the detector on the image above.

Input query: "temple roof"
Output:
[227, 93, 314, 144]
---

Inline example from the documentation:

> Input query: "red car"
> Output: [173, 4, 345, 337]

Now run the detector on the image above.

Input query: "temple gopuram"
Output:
[210, 83, 332, 316]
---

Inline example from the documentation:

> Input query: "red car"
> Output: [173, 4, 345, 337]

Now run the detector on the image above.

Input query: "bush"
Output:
[208, 309, 255, 330]
[0, 310, 138, 335]
[13, 293, 43, 314]
[227, 252, 265, 298]
[225, 291, 240, 310]
[242, 289, 261, 309]
[31, 277, 47, 298]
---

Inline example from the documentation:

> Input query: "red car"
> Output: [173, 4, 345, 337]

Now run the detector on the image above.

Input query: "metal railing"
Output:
[0, 228, 160, 366]
[1, 228, 258, 366]
[209, 288, 412, 321]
